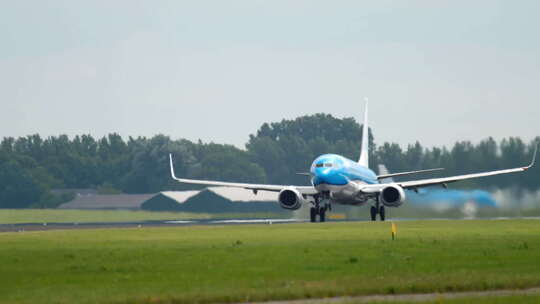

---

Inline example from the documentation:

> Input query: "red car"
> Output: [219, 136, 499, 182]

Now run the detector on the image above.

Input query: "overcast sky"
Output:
[1, 1, 539, 149]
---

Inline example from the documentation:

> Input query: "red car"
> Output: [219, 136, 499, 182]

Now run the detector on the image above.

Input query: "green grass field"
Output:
[0, 209, 288, 224]
[1, 220, 540, 303]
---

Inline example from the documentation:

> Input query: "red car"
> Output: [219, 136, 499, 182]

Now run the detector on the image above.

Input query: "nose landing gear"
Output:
[310, 193, 331, 223]
[370, 196, 385, 221]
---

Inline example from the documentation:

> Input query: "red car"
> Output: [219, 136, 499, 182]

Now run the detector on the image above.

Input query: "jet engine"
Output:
[278, 187, 306, 210]
[380, 185, 406, 207]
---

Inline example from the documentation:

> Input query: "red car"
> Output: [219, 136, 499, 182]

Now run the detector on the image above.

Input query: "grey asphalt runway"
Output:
[0, 218, 307, 232]
[3, 217, 539, 233]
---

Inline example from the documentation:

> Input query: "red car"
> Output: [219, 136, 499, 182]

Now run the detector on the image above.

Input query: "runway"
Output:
[3, 217, 540, 233]
[0, 218, 308, 232]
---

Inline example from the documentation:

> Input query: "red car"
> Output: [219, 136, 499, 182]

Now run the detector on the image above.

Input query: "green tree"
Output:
[0, 159, 44, 208]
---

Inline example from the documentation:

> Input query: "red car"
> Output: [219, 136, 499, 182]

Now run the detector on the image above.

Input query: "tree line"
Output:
[0, 113, 537, 208]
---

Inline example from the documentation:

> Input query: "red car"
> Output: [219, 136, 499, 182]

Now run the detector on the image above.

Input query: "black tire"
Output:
[370, 206, 377, 221]
[310, 207, 317, 223]
[379, 206, 385, 221]
[319, 207, 326, 222]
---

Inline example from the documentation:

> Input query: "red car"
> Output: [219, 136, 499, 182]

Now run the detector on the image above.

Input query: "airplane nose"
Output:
[316, 168, 332, 175]
[313, 168, 341, 185]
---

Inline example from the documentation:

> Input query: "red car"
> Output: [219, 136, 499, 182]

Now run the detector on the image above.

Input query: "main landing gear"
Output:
[370, 196, 385, 221]
[310, 193, 331, 223]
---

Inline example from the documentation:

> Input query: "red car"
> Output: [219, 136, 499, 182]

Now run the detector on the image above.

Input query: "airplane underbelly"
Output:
[332, 193, 369, 206]
[314, 183, 347, 193]
[315, 181, 372, 205]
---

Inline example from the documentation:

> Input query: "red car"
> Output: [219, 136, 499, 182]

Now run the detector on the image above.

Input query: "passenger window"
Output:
[316, 163, 324, 167]
[324, 163, 332, 167]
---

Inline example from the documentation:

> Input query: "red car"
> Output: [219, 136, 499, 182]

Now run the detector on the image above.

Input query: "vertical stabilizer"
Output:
[358, 100, 369, 167]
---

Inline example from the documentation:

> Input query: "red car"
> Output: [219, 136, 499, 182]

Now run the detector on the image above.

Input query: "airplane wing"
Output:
[169, 154, 318, 195]
[376, 168, 444, 180]
[364, 145, 537, 192]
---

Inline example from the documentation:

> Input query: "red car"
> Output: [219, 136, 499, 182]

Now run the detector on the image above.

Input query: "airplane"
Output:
[169, 103, 537, 222]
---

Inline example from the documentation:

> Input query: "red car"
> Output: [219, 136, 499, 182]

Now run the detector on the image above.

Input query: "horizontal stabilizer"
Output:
[377, 168, 444, 180]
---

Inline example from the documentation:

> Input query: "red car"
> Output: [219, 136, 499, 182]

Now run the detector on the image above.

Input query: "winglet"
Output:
[525, 144, 538, 169]
[169, 153, 178, 180]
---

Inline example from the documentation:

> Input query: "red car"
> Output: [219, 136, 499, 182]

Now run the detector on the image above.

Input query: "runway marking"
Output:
[164, 220, 196, 224]
[252, 287, 540, 304]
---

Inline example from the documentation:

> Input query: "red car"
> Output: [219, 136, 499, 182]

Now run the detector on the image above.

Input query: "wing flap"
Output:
[377, 168, 444, 180]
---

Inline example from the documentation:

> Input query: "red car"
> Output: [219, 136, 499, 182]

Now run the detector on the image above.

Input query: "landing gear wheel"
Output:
[319, 207, 326, 222]
[310, 207, 317, 223]
[370, 206, 377, 221]
[379, 206, 385, 221]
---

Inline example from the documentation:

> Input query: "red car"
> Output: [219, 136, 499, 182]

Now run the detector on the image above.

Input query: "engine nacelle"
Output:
[278, 187, 306, 210]
[380, 185, 406, 207]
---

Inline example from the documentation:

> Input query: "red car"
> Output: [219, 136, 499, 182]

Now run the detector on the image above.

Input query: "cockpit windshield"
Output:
[315, 163, 334, 168]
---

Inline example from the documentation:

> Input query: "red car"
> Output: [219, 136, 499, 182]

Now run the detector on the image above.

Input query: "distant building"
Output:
[141, 188, 280, 213]
[58, 194, 155, 210]
[51, 188, 98, 196]
[57, 187, 282, 213]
